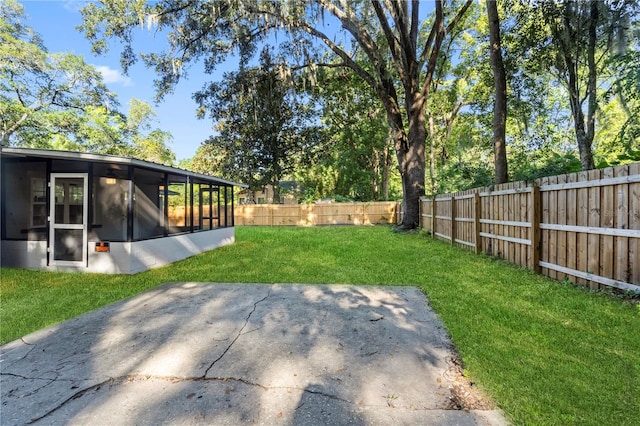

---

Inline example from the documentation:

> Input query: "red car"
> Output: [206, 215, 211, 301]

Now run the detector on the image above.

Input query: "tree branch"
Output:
[290, 61, 348, 72]
[409, 0, 419, 51]
[420, 1, 445, 97]
[371, 0, 401, 62]
[248, 5, 380, 92]
[445, 0, 473, 34]
[316, 0, 382, 66]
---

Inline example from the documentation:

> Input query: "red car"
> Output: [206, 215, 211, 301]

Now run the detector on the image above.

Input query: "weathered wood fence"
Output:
[234, 201, 401, 226]
[420, 163, 640, 293]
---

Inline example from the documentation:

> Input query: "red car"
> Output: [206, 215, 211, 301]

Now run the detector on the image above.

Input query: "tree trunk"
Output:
[575, 124, 595, 170]
[372, 147, 381, 200]
[556, 2, 597, 171]
[428, 114, 437, 194]
[487, 0, 508, 184]
[245, 190, 256, 204]
[272, 180, 282, 203]
[564, 46, 596, 171]
[381, 130, 392, 200]
[395, 93, 426, 229]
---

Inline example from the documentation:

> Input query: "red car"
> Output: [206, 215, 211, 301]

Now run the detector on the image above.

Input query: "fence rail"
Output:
[234, 201, 401, 226]
[420, 162, 640, 293]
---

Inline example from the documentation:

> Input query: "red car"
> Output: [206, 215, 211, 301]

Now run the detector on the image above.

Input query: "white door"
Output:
[49, 173, 88, 266]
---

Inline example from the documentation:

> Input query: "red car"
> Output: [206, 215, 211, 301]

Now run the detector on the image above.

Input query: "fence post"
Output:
[431, 197, 436, 238]
[474, 191, 481, 254]
[450, 194, 456, 245]
[531, 186, 541, 272]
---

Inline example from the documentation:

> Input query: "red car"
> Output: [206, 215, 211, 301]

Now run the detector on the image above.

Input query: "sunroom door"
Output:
[199, 186, 220, 230]
[49, 173, 88, 266]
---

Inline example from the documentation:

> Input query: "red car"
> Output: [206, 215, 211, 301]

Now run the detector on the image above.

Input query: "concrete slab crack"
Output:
[22, 371, 486, 424]
[1, 338, 37, 364]
[27, 377, 116, 424]
[1, 372, 61, 400]
[203, 288, 271, 377]
[301, 388, 353, 405]
[26, 372, 352, 424]
[20, 338, 35, 346]
[1, 372, 40, 381]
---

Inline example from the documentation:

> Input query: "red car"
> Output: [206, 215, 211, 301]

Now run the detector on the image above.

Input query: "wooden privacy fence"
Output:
[420, 162, 640, 293]
[235, 201, 401, 226]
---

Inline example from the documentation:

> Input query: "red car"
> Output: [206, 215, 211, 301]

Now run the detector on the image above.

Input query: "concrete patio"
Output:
[1, 283, 508, 425]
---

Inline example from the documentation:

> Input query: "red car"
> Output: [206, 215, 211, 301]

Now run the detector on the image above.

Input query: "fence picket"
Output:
[474, 192, 481, 254]
[541, 176, 550, 277]
[600, 168, 615, 286]
[566, 172, 578, 277]
[557, 174, 568, 278]
[531, 186, 541, 272]
[587, 169, 602, 289]
[576, 171, 589, 285]
[629, 163, 640, 286]
[548, 175, 559, 280]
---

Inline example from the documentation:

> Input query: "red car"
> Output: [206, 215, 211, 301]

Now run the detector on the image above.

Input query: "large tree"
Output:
[511, 0, 639, 171]
[191, 47, 318, 201]
[79, 0, 473, 229]
[0, 0, 115, 147]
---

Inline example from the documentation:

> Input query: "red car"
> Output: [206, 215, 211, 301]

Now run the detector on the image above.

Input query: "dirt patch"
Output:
[444, 353, 497, 411]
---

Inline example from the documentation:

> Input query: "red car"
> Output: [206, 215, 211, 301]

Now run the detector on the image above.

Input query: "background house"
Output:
[237, 181, 303, 205]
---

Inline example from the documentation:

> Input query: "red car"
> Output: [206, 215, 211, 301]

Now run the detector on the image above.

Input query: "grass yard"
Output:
[1, 226, 639, 425]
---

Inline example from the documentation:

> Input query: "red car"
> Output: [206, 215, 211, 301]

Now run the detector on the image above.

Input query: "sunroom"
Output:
[0, 147, 245, 274]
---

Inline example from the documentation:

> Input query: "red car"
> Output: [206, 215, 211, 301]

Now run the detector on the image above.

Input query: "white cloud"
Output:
[94, 65, 134, 87]
[63, 1, 86, 13]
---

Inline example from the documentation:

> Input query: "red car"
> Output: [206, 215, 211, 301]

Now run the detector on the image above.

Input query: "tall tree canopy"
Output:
[1, 0, 175, 164]
[0, 0, 115, 147]
[509, 0, 639, 170]
[300, 61, 399, 202]
[79, 0, 473, 229]
[190, 47, 318, 200]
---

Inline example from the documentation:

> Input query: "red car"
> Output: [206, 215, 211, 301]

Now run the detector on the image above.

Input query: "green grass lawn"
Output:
[1, 226, 638, 425]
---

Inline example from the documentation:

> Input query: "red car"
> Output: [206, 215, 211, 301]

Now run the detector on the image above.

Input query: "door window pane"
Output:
[53, 229, 83, 261]
[54, 178, 84, 224]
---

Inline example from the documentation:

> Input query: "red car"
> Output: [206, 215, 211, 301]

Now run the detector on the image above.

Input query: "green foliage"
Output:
[505, 0, 640, 170]
[0, 1, 175, 163]
[435, 155, 495, 194]
[304, 64, 401, 201]
[602, 44, 640, 162]
[0, 0, 116, 146]
[78, 0, 481, 227]
[126, 98, 175, 164]
[191, 47, 319, 193]
[510, 147, 582, 182]
[2, 226, 639, 425]
[422, 0, 640, 193]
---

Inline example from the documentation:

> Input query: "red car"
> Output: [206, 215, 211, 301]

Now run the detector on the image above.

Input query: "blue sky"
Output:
[20, 0, 231, 161]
